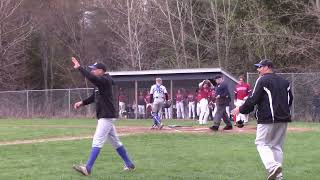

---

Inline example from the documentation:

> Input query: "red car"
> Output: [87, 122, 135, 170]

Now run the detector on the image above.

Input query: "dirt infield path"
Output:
[0, 125, 313, 146]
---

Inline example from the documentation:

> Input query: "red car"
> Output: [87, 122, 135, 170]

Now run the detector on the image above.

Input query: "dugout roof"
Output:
[109, 68, 237, 82]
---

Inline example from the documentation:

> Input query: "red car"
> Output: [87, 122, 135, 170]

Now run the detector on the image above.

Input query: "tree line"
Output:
[1, 0, 320, 90]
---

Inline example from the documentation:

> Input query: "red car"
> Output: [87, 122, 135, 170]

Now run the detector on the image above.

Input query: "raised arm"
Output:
[72, 57, 105, 87]
[198, 80, 205, 88]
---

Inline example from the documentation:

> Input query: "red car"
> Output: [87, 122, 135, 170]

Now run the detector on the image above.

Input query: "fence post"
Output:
[291, 74, 295, 120]
[68, 89, 71, 117]
[26, 90, 29, 118]
[135, 81, 138, 119]
[246, 72, 249, 83]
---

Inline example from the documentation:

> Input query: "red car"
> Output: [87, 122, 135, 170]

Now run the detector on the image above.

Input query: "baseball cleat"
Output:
[158, 123, 164, 129]
[123, 164, 135, 171]
[223, 125, 233, 130]
[73, 164, 90, 176]
[267, 165, 282, 180]
[209, 126, 219, 131]
[150, 124, 157, 129]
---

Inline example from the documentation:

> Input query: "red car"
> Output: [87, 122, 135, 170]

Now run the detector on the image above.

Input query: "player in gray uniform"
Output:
[232, 59, 293, 180]
[149, 78, 168, 129]
[71, 57, 135, 176]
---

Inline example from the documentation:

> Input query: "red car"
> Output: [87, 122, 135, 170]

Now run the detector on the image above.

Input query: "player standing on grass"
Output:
[71, 57, 135, 176]
[231, 59, 293, 180]
[195, 89, 202, 119]
[118, 88, 127, 118]
[187, 90, 196, 120]
[137, 91, 147, 119]
[175, 89, 185, 119]
[149, 78, 168, 129]
[198, 80, 213, 125]
[234, 75, 252, 125]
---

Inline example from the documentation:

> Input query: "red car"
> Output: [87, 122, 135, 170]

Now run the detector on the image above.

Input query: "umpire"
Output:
[231, 59, 293, 180]
[209, 75, 233, 131]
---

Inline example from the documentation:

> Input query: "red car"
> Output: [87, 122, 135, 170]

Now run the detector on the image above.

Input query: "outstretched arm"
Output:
[231, 79, 263, 115]
[82, 93, 95, 105]
[74, 92, 95, 109]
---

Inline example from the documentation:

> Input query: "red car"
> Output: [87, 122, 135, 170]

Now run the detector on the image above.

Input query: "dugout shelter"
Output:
[109, 68, 238, 119]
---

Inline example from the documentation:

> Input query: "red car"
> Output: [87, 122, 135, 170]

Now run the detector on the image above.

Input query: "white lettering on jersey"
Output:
[150, 84, 167, 99]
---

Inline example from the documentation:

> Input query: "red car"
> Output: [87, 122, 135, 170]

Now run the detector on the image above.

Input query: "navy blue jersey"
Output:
[240, 73, 293, 124]
[215, 81, 230, 98]
[79, 67, 116, 119]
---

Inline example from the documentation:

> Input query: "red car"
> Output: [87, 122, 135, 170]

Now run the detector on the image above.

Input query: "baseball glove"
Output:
[163, 101, 171, 108]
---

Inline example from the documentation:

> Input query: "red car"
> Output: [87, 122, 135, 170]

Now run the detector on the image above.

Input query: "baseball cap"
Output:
[88, 62, 106, 71]
[156, 78, 162, 81]
[254, 59, 273, 68]
[214, 75, 222, 80]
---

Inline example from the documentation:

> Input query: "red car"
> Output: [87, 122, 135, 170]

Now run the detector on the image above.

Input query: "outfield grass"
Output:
[0, 119, 319, 180]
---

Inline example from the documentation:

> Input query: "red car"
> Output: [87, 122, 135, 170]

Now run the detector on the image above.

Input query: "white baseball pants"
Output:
[137, 105, 145, 117]
[164, 107, 172, 119]
[235, 99, 249, 123]
[92, 118, 123, 149]
[176, 101, 185, 119]
[198, 98, 209, 124]
[119, 102, 126, 118]
[255, 123, 288, 179]
[188, 102, 195, 119]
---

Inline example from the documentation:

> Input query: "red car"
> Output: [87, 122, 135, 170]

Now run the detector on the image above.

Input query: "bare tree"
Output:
[0, 0, 33, 90]
[189, 0, 201, 68]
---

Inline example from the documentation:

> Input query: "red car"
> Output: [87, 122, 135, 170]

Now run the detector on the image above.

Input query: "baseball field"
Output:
[0, 119, 319, 180]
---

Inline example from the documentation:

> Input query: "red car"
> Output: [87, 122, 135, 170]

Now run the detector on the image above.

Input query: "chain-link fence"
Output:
[2, 73, 319, 122]
[0, 78, 208, 119]
[0, 88, 95, 118]
[247, 72, 320, 122]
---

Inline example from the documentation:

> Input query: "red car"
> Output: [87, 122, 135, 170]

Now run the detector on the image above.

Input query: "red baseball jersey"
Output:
[234, 83, 251, 100]
[187, 93, 195, 102]
[199, 87, 212, 100]
[196, 92, 202, 102]
[118, 94, 126, 102]
[145, 94, 151, 103]
[137, 95, 146, 105]
[176, 93, 184, 102]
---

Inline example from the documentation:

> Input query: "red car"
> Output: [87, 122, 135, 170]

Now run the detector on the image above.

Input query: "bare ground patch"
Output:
[0, 125, 314, 146]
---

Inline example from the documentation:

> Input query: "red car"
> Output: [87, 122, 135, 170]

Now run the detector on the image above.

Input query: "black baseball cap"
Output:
[88, 62, 106, 72]
[214, 75, 222, 80]
[254, 59, 273, 68]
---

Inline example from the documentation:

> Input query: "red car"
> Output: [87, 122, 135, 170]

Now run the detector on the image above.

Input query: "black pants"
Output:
[213, 102, 232, 127]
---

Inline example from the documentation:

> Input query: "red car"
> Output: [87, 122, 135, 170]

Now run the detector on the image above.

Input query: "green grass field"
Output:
[0, 119, 319, 180]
